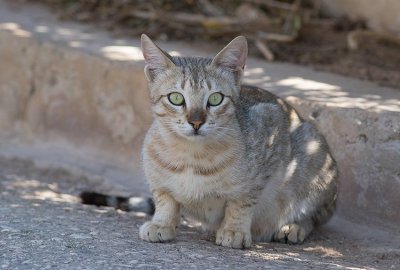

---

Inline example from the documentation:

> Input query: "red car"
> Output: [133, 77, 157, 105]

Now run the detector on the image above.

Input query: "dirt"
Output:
[21, 0, 400, 89]
[1, 155, 399, 269]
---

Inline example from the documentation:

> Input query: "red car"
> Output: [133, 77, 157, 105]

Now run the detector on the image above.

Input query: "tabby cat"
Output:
[83, 34, 338, 249]
[137, 34, 338, 249]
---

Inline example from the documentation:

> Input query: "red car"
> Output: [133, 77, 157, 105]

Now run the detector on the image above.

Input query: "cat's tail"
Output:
[80, 191, 155, 215]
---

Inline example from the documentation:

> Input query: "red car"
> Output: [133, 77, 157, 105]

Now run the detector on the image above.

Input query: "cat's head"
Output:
[141, 34, 248, 140]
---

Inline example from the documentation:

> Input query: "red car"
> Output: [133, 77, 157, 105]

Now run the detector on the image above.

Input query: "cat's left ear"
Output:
[211, 36, 248, 71]
[141, 34, 175, 82]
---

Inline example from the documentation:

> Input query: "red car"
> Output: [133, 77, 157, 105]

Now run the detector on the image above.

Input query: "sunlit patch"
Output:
[306, 140, 320, 155]
[35, 25, 49, 33]
[93, 208, 112, 214]
[22, 190, 78, 203]
[101, 46, 143, 61]
[277, 77, 340, 91]
[244, 67, 264, 75]
[243, 67, 271, 84]
[0, 23, 31, 37]
[56, 28, 77, 36]
[303, 246, 343, 257]
[244, 250, 294, 260]
[278, 77, 400, 112]
[284, 159, 298, 182]
[131, 212, 147, 218]
[68, 41, 82, 48]
[168, 51, 182, 57]
[11, 179, 41, 188]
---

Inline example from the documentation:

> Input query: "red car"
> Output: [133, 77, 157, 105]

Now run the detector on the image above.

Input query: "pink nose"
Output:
[189, 120, 204, 130]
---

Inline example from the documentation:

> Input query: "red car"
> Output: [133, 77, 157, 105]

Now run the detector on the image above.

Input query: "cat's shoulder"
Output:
[239, 85, 299, 115]
[239, 84, 279, 106]
[238, 84, 304, 129]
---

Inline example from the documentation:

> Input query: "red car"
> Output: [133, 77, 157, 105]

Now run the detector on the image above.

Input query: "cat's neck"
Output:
[151, 120, 241, 157]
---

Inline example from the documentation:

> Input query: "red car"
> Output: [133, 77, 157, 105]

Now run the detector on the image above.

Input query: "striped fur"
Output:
[80, 192, 155, 214]
[139, 35, 338, 248]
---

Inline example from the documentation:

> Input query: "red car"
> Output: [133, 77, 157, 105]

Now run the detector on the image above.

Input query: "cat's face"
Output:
[141, 35, 248, 141]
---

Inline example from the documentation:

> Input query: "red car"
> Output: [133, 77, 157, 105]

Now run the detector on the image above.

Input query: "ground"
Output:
[1, 156, 399, 269]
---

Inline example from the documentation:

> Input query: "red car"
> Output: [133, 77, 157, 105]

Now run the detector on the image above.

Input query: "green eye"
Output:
[208, 92, 224, 106]
[168, 92, 185, 106]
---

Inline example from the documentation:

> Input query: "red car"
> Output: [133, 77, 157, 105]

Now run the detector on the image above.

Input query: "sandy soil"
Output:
[1, 156, 399, 270]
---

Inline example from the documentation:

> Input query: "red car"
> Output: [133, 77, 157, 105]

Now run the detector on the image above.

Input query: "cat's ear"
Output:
[141, 34, 175, 82]
[211, 36, 248, 71]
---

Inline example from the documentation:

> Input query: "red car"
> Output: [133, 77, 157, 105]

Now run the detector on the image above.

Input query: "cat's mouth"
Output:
[187, 129, 205, 138]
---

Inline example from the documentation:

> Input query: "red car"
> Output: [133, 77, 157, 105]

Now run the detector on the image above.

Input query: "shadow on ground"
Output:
[1, 156, 398, 270]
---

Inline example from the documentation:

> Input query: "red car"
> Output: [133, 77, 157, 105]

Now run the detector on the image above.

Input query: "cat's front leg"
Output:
[216, 199, 254, 249]
[139, 190, 180, 242]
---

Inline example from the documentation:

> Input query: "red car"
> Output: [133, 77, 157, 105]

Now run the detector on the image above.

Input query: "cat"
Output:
[82, 34, 338, 249]
[138, 34, 338, 248]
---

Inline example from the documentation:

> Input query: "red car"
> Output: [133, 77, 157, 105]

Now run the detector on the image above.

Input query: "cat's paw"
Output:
[274, 224, 306, 244]
[139, 221, 176, 242]
[215, 228, 252, 249]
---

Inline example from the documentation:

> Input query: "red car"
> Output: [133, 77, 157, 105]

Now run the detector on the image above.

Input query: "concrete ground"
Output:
[1, 155, 399, 270]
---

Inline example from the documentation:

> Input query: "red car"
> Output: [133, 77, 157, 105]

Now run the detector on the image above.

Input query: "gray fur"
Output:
[139, 34, 338, 248]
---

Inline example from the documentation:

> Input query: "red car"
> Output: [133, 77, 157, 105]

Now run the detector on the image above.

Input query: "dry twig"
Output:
[255, 39, 275, 61]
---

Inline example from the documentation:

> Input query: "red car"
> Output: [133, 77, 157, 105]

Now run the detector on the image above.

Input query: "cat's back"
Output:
[236, 84, 303, 135]
[239, 84, 280, 106]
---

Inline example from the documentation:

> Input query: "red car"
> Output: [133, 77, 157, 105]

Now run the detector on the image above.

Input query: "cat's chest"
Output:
[143, 131, 246, 202]
[163, 160, 239, 203]
[146, 149, 242, 203]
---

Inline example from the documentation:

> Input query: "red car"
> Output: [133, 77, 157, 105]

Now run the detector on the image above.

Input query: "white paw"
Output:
[216, 228, 252, 249]
[139, 221, 176, 242]
[274, 224, 306, 244]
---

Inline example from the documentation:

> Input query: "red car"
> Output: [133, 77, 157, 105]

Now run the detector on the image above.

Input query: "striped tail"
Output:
[80, 191, 155, 215]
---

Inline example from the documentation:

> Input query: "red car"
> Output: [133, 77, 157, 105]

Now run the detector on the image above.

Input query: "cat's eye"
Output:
[168, 92, 185, 106]
[208, 92, 224, 106]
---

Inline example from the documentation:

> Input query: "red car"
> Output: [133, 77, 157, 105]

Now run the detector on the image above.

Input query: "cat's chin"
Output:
[182, 131, 207, 141]
[186, 133, 205, 140]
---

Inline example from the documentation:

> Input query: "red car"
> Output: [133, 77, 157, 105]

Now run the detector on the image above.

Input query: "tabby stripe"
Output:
[181, 68, 186, 89]
[192, 154, 236, 176]
[147, 146, 185, 173]
[193, 142, 230, 160]
[215, 102, 231, 116]
[161, 101, 178, 115]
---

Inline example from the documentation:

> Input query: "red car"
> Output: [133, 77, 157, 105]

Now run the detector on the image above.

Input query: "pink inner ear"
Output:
[219, 48, 246, 70]
[213, 37, 248, 70]
[142, 43, 166, 68]
[141, 36, 175, 82]
[235, 49, 247, 69]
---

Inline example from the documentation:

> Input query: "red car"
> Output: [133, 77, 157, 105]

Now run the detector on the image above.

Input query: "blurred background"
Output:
[23, 0, 400, 88]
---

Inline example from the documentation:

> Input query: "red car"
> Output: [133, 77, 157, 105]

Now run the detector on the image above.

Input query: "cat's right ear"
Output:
[141, 34, 175, 82]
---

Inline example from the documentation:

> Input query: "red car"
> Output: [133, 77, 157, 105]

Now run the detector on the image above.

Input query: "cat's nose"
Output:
[189, 120, 204, 130]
